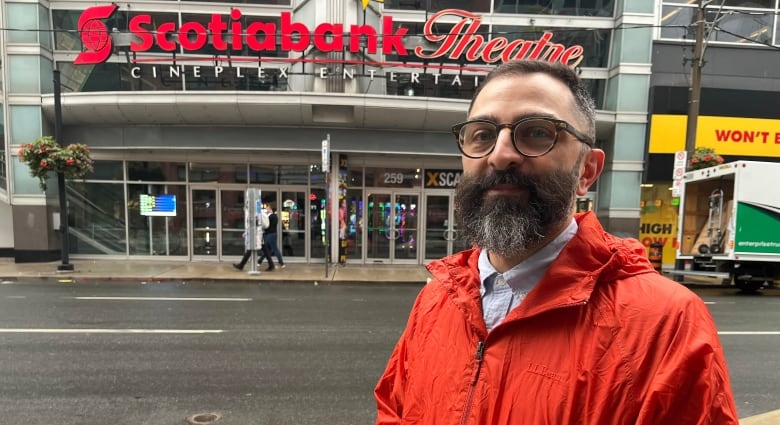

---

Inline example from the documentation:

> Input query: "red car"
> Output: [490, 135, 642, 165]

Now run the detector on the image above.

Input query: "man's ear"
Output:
[577, 148, 605, 196]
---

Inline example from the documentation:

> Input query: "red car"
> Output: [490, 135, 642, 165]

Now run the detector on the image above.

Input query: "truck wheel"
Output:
[734, 276, 763, 293]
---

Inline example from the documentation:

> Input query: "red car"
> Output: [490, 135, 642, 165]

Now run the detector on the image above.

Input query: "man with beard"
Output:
[374, 60, 738, 425]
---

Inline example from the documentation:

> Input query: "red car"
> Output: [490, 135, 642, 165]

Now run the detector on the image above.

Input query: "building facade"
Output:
[642, 0, 780, 267]
[1, 0, 654, 265]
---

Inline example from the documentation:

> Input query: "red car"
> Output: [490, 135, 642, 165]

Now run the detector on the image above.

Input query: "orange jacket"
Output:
[375, 212, 738, 425]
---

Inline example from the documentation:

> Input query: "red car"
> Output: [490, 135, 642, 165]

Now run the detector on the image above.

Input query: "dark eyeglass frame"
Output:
[451, 116, 594, 159]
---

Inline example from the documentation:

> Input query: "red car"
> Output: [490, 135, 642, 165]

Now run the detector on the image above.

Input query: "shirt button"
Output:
[496, 275, 506, 286]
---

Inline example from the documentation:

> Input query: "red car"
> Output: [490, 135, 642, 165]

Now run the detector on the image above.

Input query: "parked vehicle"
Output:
[673, 161, 780, 292]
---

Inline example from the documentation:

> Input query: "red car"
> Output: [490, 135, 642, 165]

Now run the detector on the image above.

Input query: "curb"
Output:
[740, 409, 780, 425]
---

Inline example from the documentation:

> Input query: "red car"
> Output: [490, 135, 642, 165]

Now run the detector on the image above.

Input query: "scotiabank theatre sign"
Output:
[75, 5, 585, 69]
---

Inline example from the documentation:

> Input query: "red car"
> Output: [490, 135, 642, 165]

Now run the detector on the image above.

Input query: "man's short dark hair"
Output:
[469, 60, 596, 140]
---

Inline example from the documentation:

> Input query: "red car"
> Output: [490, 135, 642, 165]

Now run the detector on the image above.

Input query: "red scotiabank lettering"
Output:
[416, 9, 584, 67]
[129, 9, 408, 55]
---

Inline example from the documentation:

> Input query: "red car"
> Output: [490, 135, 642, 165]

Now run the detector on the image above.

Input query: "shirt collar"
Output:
[479, 218, 578, 295]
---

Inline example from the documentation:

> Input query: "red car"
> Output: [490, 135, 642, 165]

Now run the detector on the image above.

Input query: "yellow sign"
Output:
[361, 0, 383, 11]
[649, 114, 780, 157]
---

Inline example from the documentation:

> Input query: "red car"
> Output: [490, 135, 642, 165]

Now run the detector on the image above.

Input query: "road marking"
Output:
[73, 297, 251, 301]
[0, 328, 223, 334]
[718, 331, 780, 335]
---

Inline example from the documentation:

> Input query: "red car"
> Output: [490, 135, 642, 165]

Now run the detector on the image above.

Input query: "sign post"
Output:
[672, 150, 687, 197]
[322, 134, 330, 279]
[245, 188, 262, 275]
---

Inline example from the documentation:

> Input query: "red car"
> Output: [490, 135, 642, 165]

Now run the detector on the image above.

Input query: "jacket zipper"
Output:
[459, 341, 485, 425]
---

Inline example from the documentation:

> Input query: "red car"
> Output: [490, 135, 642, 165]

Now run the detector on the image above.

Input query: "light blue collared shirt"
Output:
[479, 219, 578, 332]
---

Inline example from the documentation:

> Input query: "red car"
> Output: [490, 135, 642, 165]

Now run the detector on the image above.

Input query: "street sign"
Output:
[322, 135, 330, 171]
[672, 150, 687, 181]
[671, 179, 683, 197]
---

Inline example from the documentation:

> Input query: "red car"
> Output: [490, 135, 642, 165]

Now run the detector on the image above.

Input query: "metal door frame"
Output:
[364, 189, 420, 264]
[189, 184, 247, 261]
[422, 189, 459, 261]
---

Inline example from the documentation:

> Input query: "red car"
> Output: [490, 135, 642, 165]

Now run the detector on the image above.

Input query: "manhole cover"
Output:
[186, 412, 222, 424]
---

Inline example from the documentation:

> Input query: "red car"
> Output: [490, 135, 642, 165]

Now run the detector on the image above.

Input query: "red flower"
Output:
[40, 160, 48, 167]
[704, 155, 712, 162]
[717, 156, 724, 163]
[691, 157, 699, 163]
[66, 158, 75, 165]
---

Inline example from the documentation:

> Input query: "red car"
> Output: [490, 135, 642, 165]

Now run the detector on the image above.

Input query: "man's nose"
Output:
[488, 127, 523, 170]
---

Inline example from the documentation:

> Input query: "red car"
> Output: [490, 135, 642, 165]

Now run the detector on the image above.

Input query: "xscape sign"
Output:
[425, 170, 462, 188]
[75, 6, 585, 68]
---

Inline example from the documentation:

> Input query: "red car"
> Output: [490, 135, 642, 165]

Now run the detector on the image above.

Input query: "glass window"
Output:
[12, 155, 48, 194]
[41, 58, 53, 94]
[68, 182, 126, 255]
[39, 5, 52, 49]
[127, 184, 188, 256]
[189, 163, 247, 183]
[10, 106, 41, 144]
[127, 161, 186, 182]
[494, 0, 614, 16]
[660, 5, 696, 40]
[58, 62, 185, 92]
[278, 165, 310, 185]
[249, 165, 278, 184]
[6, 4, 38, 43]
[181, 66, 286, 92]
[52, 10, 81, 50]
[706, 9, 773, 44]
[86, 160, 124, 180]
[581, 78, 606, 110]
[8, 56, 41, 94]
[493, 26, 611, 68]
[348, 167, 364, 187]
[385, 0, 490, 13]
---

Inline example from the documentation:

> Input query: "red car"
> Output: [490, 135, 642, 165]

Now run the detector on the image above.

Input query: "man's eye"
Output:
[520, 126, 554, 139]
[470, 129, 495, 143]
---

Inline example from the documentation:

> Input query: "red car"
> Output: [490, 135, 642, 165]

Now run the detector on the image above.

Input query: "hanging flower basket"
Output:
[17, 136, 94, 191]
[687, 147, 724, 171]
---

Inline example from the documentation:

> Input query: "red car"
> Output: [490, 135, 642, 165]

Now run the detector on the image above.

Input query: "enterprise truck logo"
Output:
[74, 4, 118, 65]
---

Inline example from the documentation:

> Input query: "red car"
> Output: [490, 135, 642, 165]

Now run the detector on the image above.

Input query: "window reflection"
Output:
[127, 184, 188, 256]
[494, 0, 614, 16]
[68, 182, 127, 255]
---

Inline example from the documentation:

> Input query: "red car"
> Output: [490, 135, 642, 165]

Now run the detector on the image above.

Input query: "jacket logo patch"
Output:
[527, 363, 563, 383]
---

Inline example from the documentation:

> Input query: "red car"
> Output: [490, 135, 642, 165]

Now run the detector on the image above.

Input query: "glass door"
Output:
[191, 188, 218, 257]
[424, 191, 470, 260]
[280, 190, 307, 261]
[366, 191, 419, 263]
[220, 187, 247, 258]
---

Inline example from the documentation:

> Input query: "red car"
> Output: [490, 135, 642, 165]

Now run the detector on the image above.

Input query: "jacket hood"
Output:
[426, 212, 658, 321]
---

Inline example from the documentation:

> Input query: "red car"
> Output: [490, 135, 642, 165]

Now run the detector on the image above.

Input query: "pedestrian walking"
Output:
[258, 206, 285, 269]
[234, 206, 274, 271]
[374, 60, 738, 424]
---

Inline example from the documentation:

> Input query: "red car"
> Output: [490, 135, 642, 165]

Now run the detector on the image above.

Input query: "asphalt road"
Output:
[0, 281, 777, 424]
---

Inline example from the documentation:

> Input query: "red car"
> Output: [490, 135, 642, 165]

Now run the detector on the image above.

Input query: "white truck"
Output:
[673, 160, 780, 292]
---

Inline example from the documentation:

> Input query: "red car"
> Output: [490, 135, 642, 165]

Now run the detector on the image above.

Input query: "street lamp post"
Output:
[53, 69, 74, 272]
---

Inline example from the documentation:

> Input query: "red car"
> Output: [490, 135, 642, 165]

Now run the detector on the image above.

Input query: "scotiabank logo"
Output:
[74, 4, 118, 65]
[74, 7, 584, 68]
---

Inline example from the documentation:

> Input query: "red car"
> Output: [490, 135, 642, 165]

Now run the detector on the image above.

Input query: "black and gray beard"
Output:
[454, 166, 580, 258]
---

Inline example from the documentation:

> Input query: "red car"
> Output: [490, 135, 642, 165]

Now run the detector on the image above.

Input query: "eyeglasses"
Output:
[452, 116, 594, 159]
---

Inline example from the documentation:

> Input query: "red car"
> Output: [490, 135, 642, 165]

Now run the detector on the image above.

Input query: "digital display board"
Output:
[140, 194, 176, 217]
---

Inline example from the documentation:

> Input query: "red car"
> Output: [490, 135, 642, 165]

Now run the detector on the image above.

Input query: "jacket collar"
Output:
[426, 212, 657, 322]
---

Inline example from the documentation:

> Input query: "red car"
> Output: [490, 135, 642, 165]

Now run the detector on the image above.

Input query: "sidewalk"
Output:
[0, 258, 432, 285]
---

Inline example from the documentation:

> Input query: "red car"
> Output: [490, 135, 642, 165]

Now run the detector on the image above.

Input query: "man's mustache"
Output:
[476, 170, 537, 192]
